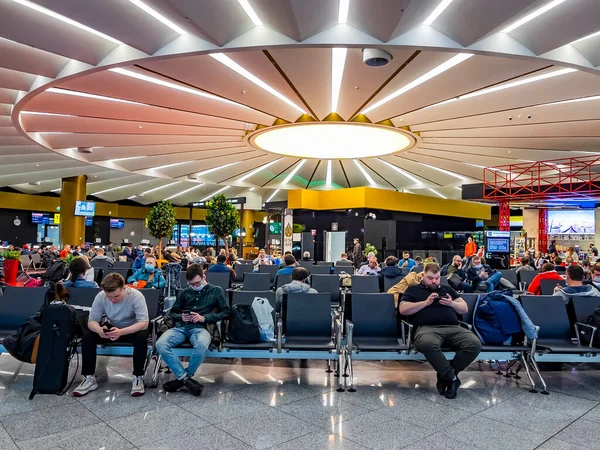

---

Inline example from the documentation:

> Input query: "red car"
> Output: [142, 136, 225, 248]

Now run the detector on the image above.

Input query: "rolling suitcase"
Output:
[29, 303, 77, 399]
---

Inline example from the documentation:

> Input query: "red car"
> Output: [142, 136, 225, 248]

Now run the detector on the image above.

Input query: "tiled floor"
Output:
[0, 353, 598, 449]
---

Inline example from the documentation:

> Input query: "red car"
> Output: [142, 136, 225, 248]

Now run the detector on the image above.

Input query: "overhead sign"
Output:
[486, 230, 510, 238]
[54, 213, 60, 224]
[191, 197, 246, 208]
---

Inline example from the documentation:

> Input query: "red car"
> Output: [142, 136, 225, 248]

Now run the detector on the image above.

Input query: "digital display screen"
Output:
[32, 212, 49, 224]
[547, 210, 595, 234]
[269, 222, 281, 234]
[487, 238, 510, 253]
[109, 219, 124, 229]
[74, 201, 96, 217]
[85, 217, 93, 226]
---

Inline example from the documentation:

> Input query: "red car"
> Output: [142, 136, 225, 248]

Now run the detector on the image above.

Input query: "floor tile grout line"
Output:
[0, 422, 19, 450]
[531, 416, 598, 450]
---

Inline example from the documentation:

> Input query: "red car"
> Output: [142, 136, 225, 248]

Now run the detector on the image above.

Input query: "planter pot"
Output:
[3, 259, 19, 285]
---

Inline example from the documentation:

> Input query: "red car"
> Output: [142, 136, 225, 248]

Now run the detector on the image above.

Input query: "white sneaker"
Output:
[131, 376, 145, 397]
[72, 375, 98, 397]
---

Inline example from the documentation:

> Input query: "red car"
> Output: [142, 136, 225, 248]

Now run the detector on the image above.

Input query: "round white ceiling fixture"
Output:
[250, 122, 415, 159]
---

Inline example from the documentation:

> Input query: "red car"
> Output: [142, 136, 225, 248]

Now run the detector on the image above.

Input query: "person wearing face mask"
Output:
[400, 263, 480, 399]
[553, 265, 600, 305]
[155, 264, 230, 396]
[126, 256, 166, 289]
[590, 264, 600, 290]
[466, 256, 502, 292]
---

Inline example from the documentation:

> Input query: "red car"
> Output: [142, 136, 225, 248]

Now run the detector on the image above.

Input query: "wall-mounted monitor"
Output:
[109, 218, 124, 229]
[547, 210, 595, 235]
[85, 217, 93, 227]
[74, 201, 96, 216]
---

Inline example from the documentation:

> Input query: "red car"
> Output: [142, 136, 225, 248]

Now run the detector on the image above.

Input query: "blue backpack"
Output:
[473, 291, 522, 345]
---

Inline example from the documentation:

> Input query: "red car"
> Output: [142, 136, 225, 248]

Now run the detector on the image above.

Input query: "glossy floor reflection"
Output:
[0, 353, 598, 449]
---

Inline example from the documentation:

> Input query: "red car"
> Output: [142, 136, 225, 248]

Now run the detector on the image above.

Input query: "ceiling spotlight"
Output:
[77, 147, 93, 154]
[362, 48, 392, 67]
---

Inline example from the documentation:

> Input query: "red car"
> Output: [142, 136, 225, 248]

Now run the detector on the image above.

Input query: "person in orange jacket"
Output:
[464, 236, 477, 257]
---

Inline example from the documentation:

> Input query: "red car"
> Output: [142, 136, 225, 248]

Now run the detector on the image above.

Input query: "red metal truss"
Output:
[538, 209, 548, 253]
[483, 155, 600, 201]
[499, 202, 510, 231]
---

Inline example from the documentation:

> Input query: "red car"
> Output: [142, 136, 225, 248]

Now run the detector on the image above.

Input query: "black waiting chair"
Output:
[317, 262, 334, 266]
[94, 267, 104, 284]
[310, 274, 341, 306]
[206, 271, 232, 292]
[334, 266, 353, 275]
[518, 270, 538, 290]
[571, 296, 600, 345]
[521, 295, 599, 354]
[297, 261, 314, 273]
[67, 287, 102, 308]
[90, 259, 110, 273]
[310, 265, 333, 275]
[259, 264, 278, 283]
[383, 275, 403, 292]
[351, 275, 380, 293]
[113, 261, 131, 269]
[179, 272, 188, 288]
[234, 263, 254, 282]
[242, 273, 271, 291]
[499, 270, 519, 289]
[275, 273, 292, 289]
[0, 286, 48, 343]
[223, 291, 276, 350]
[106, 267, 130, 281]
[540, 278, 565, 295]
[280, 293, 335, 350]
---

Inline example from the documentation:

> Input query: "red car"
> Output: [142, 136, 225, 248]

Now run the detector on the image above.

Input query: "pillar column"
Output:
[59, 175, 87, 247]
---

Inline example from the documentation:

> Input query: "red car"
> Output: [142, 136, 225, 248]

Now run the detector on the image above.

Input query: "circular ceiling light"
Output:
[250, 123, 414, 159]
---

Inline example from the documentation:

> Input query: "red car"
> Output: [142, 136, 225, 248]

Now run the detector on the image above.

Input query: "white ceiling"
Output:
[0, 0, 599, 206]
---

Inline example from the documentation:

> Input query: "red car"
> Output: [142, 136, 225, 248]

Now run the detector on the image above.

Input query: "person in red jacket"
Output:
[527, 262, 564, 295]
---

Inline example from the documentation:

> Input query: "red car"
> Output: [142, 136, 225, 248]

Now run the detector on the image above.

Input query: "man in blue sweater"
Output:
[207, 254, 236, 282]
[398, 251, 416, 271]
[276, 254, 297, 276]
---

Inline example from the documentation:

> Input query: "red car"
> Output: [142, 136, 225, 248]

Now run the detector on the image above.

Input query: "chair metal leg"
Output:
[149, 355, 162, 389]
[528, 353, 548, 394]
[347, 352, 355, 392]
[519, 352, 537, 393]
[326, 359, 332, 373]
[336, 349, 345, 392]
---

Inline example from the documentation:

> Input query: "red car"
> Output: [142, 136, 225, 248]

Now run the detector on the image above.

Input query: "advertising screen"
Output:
[74, 201, 96, 216]
[85, 217, 93, 226]
[487, 238, 510, 253]
[547, 210, 595, 235]
[109, 219, 124, 229]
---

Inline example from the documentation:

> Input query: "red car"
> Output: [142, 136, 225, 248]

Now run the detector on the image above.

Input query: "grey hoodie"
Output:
[275, 281, 317, 312]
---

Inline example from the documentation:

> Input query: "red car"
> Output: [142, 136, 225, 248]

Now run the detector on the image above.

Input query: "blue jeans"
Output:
[155, 327, 211, 379]
[481, 272, 503, 292]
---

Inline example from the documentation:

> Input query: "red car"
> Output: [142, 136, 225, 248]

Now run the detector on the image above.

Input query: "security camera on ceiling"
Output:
[362, 49, 393, 67]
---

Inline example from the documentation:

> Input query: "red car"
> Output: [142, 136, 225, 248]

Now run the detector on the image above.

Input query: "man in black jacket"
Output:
[155, 264, 231, 396]
[400, 263, 480, 399]
[352, 238, 363, 270]
[379, 256, 403, 291]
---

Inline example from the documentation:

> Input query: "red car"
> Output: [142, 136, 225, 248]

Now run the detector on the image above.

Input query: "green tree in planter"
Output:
[205, 194, 239, 254]
[147, 200, 177, 259]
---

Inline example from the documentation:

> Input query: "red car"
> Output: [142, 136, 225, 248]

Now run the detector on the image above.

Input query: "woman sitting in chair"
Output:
[127, 256, 166, 289]
[62, 257, 99, 288]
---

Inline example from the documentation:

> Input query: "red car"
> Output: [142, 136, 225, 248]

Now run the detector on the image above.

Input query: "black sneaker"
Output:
[183, 377, 204, 397]
[163, 378, 185, 392]
[445, 377, 461, 399]
[436, 373, 447, 395]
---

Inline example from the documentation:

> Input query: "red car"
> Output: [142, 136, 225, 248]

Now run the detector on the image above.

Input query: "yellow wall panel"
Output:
[287, 188, 491, 220]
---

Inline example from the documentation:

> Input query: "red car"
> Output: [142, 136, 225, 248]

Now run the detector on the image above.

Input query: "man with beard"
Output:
[400, 263, 480, 399]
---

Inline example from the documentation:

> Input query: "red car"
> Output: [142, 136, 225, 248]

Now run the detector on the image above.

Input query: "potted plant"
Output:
[1, 250, 21, 285]
[205, 194, 240, 254]
[147, 200, 177, 260]
[61, 254, 75, 265]
[364, 243, 378, 256]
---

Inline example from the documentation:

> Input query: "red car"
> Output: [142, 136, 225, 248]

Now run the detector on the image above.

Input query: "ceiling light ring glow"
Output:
[423, 0, 454, 26]
[248, 122, 417, 160]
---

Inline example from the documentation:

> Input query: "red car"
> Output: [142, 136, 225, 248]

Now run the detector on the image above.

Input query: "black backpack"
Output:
[42, 260, 67, 283]
[227, 304, 261, 344]
[586, 307, 600, 348]
[29, 303, 78, 399]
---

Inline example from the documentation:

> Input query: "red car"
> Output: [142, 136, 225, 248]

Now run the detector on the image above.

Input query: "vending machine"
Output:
[484, 230, 511, 269]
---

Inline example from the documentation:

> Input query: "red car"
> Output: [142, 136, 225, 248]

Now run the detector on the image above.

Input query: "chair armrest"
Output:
[345, 320, 354, 356]
[401, 320, 413, 349]
[526, 325, 539, 353]
[276, 316, 282, 353]
[335, 318, 342, 353]
[575, 322, 597, 348]
[458, 321, 472, 331]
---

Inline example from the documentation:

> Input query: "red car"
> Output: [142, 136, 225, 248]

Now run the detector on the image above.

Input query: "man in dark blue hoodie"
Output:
[379, 256, 403, 291]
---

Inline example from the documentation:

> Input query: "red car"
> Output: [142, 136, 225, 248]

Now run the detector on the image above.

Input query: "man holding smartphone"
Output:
[400, 263, 481, 399]
[155, 263, 231, 396]
[73, 273, 149, 397]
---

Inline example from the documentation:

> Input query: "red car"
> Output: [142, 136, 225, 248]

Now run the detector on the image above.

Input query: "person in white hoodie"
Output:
[275, 267, 317, 312]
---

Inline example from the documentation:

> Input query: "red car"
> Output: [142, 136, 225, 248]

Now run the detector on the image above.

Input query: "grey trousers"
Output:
[414, 325, 481, 381]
